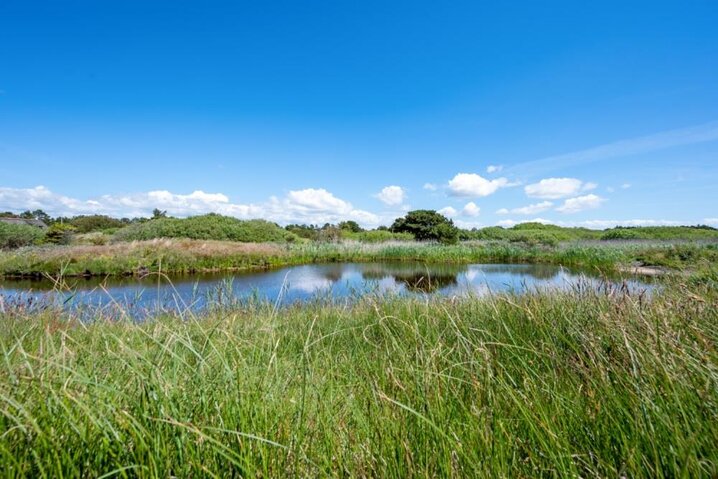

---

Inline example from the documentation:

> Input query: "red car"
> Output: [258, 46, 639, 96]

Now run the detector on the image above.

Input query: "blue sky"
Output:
[1, 0, 716, 228]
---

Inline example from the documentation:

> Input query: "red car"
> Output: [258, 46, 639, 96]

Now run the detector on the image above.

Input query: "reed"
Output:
[1, 273, 716, 477]
[2, 239, 716, 278]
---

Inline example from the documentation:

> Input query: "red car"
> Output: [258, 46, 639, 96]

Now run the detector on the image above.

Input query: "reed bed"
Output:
[2, 239, 716, 278]
[1, 275, 716, 477]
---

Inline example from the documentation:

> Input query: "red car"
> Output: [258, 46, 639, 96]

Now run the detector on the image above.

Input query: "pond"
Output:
[0, 262, 652, 317]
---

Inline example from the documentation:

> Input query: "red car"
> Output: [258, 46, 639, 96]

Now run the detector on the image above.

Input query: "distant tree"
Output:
[19, 209, 52, 223]
[319, 223, 341, 242]
[285, 224, 321, 240]
[152, 208, 168, 219]
[390, 210, 459, 244]
[338, 220, 362, 233]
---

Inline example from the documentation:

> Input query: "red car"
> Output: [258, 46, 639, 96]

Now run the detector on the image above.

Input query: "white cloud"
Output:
[0, 185, 382, 228]
[496, 201, 553, 215]
[437, 206, 458, 218]
[621, 183, 631, 189]
[582, 182, 598, 191]
[486, 165, 503, 173]
[454, 219, 483, 229]
[462, 202, 480, 217]
[286, 188, 353, 213]
[606, 186, 615, 193]
[704, 218, 718, 226]
[555, 194, 605, 214]
[423, 183, 437, 191]
[504, 121, 718, 176]
[524, 178, 584, 199]
[374, 185, 406, 206]
[447, 173, 511, 197]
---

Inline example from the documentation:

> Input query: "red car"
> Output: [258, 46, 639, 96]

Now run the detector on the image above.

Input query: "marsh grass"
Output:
[3, 238, 716, 279]
[1, 273, 716, 477]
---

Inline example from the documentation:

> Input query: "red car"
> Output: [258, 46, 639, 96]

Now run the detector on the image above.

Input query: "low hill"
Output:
[113, 214, 295, 243]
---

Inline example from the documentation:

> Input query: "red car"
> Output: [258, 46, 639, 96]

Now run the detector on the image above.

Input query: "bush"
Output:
[44, 223, 77, 245]
[70, 215, 125, 233]
[601, 229, 640, 240]
[508, 231, 559, 247]
[390, 210, 459, 243]
[0, 222, 44, 249]
[113, 214, 295, 243]
[342, 230, 414, 243]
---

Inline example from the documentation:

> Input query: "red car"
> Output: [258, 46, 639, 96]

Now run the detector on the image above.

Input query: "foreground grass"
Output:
[1, 277, 717, 477]
[2, 238, 717, 278]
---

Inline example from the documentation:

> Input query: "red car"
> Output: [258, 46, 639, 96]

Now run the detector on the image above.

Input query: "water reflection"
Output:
[360, 263, 466, 293]
[0, 262, 652, 317]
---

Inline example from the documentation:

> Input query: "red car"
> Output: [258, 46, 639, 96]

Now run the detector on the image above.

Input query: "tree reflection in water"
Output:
[360, 263, 468, 293]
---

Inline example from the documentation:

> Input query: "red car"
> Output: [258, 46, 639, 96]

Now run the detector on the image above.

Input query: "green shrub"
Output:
[69, 215, 126, 233]
[113, 214, 294, 243]
[44, 223, 77, 245]
[391, 210, 459, 243]
[601, 229, 639, 240]
[508, 231, 559, 247]
[465, 226, 509, 241]
[342, 230, 414, 243]
[0, 222, 44, 249]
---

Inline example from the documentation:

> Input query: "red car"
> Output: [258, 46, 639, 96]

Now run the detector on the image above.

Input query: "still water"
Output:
[0, 262, 651, 317]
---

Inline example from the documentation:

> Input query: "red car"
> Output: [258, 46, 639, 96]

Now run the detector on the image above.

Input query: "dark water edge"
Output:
[0, 262, 653, 319]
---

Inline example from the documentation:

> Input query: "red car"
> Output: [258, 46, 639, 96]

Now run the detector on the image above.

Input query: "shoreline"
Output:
[1, 238, 711, 280]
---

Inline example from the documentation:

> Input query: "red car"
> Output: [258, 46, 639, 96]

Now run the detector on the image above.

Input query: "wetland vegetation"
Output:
[1, 209, 718, 477]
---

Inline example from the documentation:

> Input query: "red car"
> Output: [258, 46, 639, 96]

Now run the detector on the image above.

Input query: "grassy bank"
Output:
[1, 238, 717, 278]
[1, 276, 717, 477]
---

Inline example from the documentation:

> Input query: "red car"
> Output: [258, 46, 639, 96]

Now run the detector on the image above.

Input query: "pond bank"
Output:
[1, 238, 714, 279]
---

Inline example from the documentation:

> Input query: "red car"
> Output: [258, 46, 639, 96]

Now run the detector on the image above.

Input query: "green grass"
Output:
[2, 238, 717, 278]
[1, 273, 717, 477]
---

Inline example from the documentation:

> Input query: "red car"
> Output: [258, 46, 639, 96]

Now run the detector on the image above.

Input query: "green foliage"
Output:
[601, 228, 639, 240]
[69, 215, 126, 233]
[338, 220, 362, 233]
[285, 224, 321, 241]
[391, 210, 459, 243]
[1, 278, 717, 477]
[44, 223, 77, 245]
[113, 214, 294, 243]
[600, 226, 718, 240]
[342, 230, 415, 243]
[508, 231, 559, 246]
[0, 222, 44, 249]
[434, 222, 459, 244]
[19, 209, 52, 224]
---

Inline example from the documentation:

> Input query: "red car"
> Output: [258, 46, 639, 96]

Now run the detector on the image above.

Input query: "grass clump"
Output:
[0, 277, 717, 477]
[113, 214, 295, 243]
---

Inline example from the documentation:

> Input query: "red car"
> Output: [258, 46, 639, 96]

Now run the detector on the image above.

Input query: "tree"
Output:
[338, 220, 362, 233]
[44, 223, 76, 245]
[390, 210, 459, 244]
[152, 208, 167, 219]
